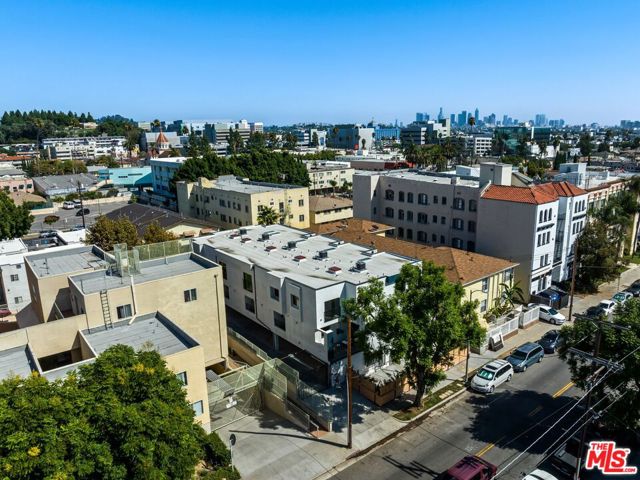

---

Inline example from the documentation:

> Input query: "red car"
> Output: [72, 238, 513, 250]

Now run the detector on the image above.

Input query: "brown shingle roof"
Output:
[308, 195, 353, 213]
[482, 181, 586, 204]
[329, 230, 517, 285]
[307, 218, 394, 235]
[105, 203, 214, 236]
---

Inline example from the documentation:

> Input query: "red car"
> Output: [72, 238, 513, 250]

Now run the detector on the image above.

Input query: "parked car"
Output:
[506, 342, 544, 372]
[73, 200, 82, 208]
[625, 284, 640, 297]
[612, 291, 633, 304]
[39, 230, 57, 238]
[536, 305, 566, 325]
[470, 360, 513, 394]
[539, 330, 562, 353]
[62, 201, 75, 210]
[0, 309, 11, 319]
[522, 469, 558, 480]
[436, 456, 497, 480]
[75, 208, 90, 216]
[598, 299, 617, 316]
[584, 306, 605, 318]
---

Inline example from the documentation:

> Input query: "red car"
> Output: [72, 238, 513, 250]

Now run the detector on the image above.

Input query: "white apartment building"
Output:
[400, 119, 451, 145]
[462, 134, 493, 157]
[0, 239, 30, 312]
[42, 136, 127, 160]
[194, 225, 417, 385]
[305, 162, 354, 193]
[150, 157, 188, 197]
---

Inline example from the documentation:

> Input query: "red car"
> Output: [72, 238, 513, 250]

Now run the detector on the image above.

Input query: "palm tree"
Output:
[468, 116, 476, 132]
[257, 206, 280, 226]
[499, 281, 525, 309]
[328, 179, 338, 195]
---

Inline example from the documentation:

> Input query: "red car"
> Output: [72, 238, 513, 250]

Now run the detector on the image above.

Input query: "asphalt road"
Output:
[30, 199, 129, 232]
[329, 354, 581, 480]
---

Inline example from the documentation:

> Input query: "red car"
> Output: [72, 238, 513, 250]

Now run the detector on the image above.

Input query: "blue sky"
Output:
[1, 0, 638, 125]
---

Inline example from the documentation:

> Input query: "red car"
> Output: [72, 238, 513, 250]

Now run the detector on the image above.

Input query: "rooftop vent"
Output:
[294, 255, 306, 262]
[265, 245, 277, 252]
[328, 266, 342, 274]
[261, 230, 279, 241]
[229, 233, 240, 239]
[329, 240, 344, 247]
[363, 248, 377, 256]
[241, 237, 252, 244]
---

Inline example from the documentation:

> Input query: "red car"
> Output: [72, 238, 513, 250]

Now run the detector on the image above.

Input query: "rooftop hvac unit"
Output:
[355, 260, 367, 271]
[262, 232, 271, 241]
[287, 240, 298, 249]
[318, 250, 328, 259]
[239, 228, 248, 235]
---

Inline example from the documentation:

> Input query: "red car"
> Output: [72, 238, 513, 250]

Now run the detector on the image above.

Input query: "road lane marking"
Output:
[552, 382, 574, 399]
[476, 435, 505, 457]
[527, 405, 543, 417]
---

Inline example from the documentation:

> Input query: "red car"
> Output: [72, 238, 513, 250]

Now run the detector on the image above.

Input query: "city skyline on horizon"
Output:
[1, 0, 639, 126]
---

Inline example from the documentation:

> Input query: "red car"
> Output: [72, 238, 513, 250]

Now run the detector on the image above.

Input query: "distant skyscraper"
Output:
[502, 114, 509, 126]
[535, 114, 547, 127]
[474, 108, 479, 122]
[416, 113, 424, 122]
[438, 107, 444, 121]
[450, 113, 456, 126]
[457, 110, 468, 127]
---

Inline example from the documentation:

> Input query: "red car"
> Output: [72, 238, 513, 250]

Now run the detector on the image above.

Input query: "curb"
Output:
[312, 385, 470, 480]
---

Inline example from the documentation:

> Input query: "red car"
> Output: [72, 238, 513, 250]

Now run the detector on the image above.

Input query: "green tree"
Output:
[282, 132, 298, 150]
[311, 131, 319, 147]
[227, 128, 244, 155]
[498, 280, 525, 308]
[43, 215, 59, 226]
[0, 191, 33, 240]
[246, 131, 266, 150]
[578, 133, 593, 163]
[143, 221, 176, 244]
[85, 215, 139, 251]
[574, 221, 620, 293]
[344, 261, 485, 407]
[0, 345, 211, 479]
[560, 300, 640, 432]
[257, 206, 280, 226]
[328, 179, 338, 194]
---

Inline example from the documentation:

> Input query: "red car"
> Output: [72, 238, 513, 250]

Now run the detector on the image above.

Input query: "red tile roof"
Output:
[482, 181, 586, 204]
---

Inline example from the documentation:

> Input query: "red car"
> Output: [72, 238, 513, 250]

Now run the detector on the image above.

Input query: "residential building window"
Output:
[298, 199, 304, 206]
[406, 229, 413, 240]
[397, 227, 404, 238]
[432, 215, 437, 223]
[418, 231, 427, 242]
[440, 235, 445, 244]
[432, 233, 437, 242]
[481, 278, 489, 292]
[418, 212, 428, 224]
[441, 216, 446, 225]
[452, 237, 464, 249]
[192, 400, 204, 416]
[299, 214, 305, 222]
[184, 288, 197, 302]
[324, 298, 341, 321]
[176, 371, 188, 385]
[385, 189, 394, 200]
[398, 191, 405, 202]
[14, 296, 23, 304]
[220, 261, 227, 279]
[469, 200, 477, 212]
[407, 192, 414, 203]
[480, 299, 488, 312]
[418, 193, 428, 205]
[453, 198, 465, 210]
[503, 270, 513, 283]
[270, 287, 280, 301]
[243, 273, 253, 292]
[433, 195, 438, 204]
[398, 209, 405, 220]
[116, 304, 132, 319]
[468, 221, 476, 233]
[224, 285, 229, 299]
[452, 218, 464, 230]
[441, 197, 447, 205]
[10, 274, 18, 282]
[274, 311, 286, 330]
[385, 207, 394, 218]
[467, 241, 475, 252]
[290, 294, 300, 309]
[245, 296, 255, 313]
[406, 211, 414, 221]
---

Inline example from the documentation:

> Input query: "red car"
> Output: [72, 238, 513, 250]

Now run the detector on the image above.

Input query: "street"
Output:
[30, 199, 129, 232]
[329, 354, 580, 480]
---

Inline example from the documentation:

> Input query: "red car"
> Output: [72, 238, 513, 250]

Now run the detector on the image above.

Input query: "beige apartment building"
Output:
[309, 196, 353, 227]
[305, 162, 354, 194]
[176, 175, 310, 229]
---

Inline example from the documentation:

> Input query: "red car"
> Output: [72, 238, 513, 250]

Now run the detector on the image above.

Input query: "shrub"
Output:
[202, 432, 231, 468]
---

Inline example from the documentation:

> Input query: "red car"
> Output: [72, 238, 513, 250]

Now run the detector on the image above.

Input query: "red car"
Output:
[438, 456, 497, 480]
[0, 309, 12, 319]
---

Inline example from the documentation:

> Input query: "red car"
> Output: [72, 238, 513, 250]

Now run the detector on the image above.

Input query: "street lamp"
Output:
[465, 288, 487, 384]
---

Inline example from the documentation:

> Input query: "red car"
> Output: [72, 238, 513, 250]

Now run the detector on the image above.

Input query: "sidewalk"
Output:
[218, 320, 558, 480]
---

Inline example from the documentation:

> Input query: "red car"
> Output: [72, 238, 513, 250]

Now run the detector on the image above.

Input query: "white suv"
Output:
[470, 359, 514, 394]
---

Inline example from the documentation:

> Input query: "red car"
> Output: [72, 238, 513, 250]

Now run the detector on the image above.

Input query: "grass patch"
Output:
[394, 380, 466, 421]
[625, 254, 640, 265]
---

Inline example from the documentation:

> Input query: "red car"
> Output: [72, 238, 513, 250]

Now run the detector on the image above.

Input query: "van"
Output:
[470, 360, 513, 394]
[62, 201, 75, 210]
[505, 342, 544, 372]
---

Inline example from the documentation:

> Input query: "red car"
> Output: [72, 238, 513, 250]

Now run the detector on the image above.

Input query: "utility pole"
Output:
[568, 237, 579, 322]
[77, 181, 86, 228]
[346, 314, 353, 449]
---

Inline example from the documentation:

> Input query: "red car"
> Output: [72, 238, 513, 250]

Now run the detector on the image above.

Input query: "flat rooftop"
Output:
[26, 245, 107, 278]
[0, 345, 38, 379]
[70, 252, 214, 294]
[0, 238, 28, 256]
[83, 312, 197, 357]
[32, 173, 99, 191]
[355, 169, 480, 187]
[195, 224, 416, 289]
[210, 175, 304, 194]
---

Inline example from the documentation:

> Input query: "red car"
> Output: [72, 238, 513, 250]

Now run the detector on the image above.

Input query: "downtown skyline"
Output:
[1, 0, 639, 125]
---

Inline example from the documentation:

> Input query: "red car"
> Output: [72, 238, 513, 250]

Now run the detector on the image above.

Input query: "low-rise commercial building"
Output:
[194, 225, 418, 385]
[42, 136, 127, 160]
[400, 119, 451, 145]
[33, 173, 101, 197]
[176, 175, 310, 229]
[97, 166, 152, 191]
[327, 125, 375, 151]
[150, 157, 188, 197]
